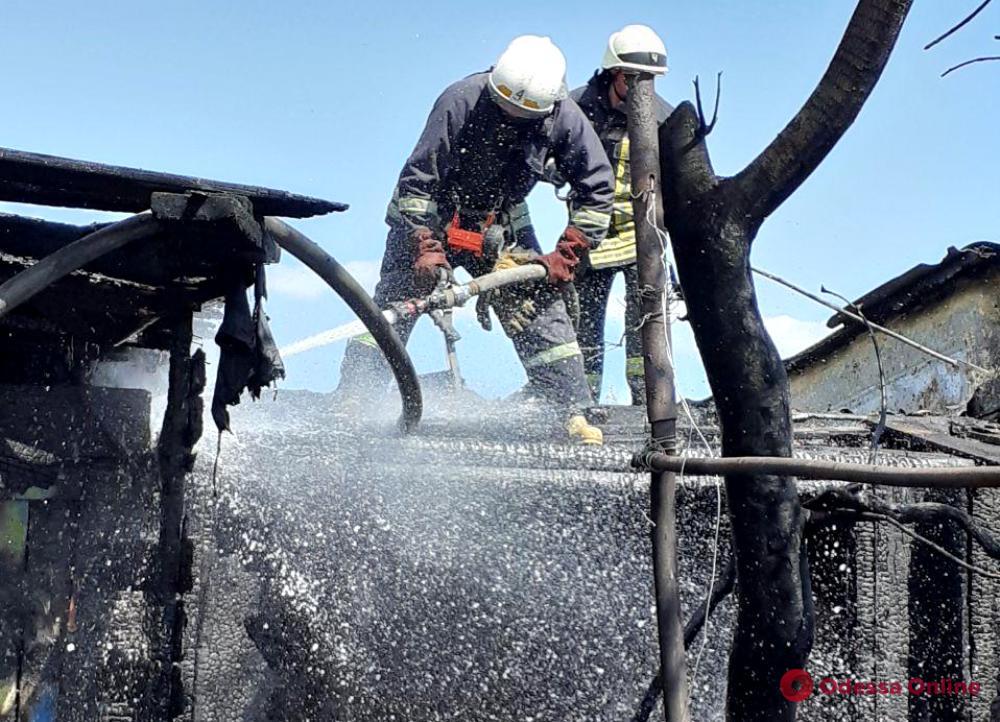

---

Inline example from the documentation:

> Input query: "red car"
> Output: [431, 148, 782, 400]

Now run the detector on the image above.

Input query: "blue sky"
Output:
[1, 1, 996, 401]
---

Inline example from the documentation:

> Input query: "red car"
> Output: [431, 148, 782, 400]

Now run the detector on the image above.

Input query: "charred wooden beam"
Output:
[0, 213, 179, 286]
[0, 146, 346, 218]
[1, 192, 280, 289]
[150, 313, 204, 720]
[0, 213, 161, 321]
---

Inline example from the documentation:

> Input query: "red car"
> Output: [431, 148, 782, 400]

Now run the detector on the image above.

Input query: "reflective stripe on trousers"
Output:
[522, 340, 582, 369]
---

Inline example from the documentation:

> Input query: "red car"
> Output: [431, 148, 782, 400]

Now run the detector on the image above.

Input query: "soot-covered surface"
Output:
[182, 391, 734, 722]
[179, 391, 970, 722]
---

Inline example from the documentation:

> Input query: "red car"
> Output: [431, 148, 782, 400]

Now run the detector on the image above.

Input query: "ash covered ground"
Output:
[182, 389, 734, 721]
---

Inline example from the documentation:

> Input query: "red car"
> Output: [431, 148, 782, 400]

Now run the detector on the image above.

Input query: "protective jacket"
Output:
[388, 72, 614, 249]
[570, 71, 672, 269]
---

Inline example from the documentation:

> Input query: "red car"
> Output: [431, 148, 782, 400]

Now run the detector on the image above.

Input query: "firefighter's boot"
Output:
[566, 414, 604, 446]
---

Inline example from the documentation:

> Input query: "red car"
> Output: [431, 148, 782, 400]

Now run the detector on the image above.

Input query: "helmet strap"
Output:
[609, 71, 628, 108]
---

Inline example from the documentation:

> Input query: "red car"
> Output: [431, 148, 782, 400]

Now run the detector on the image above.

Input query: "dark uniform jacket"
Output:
[570, 71, 672, 269]
[388, 72, 614, 251]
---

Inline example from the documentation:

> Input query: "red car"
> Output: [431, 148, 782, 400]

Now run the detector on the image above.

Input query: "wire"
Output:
[751, 265, 992, 374]
[820, 287, 887, 463]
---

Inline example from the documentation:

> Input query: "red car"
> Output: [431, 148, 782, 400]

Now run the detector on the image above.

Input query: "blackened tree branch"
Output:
[861, 512, 1000, 579]
[924, 0, 994, 49]
[733, 0, 914, 227]
[658, 3, 915, 719]
[942, 56, 1000, 76]
[661, 104, 812, 721]
[693, 73, 723, 139]
[805, 486, 1000, 559]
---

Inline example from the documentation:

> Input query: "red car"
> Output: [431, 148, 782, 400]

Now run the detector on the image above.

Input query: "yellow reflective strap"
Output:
[523, 340, 582, 369]
[626, 357, 645, 377]
[612, 137, 632, 229]
[590, 231, 637, 269]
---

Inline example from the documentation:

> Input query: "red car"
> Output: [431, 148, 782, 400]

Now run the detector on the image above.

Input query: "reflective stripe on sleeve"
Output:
[398, 196, 438, 216]
[569, 208, 611, 234]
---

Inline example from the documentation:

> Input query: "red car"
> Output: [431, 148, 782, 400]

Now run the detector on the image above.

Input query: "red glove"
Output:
[535, 227, 590, 284]
[411, 227, 451, 289]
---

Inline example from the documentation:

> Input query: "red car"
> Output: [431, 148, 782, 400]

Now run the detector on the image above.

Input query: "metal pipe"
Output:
[0, 212, 161, 320]
[263, 217, 422, 432]
[637, 452, 1000, 488]
[627, 72, 689, 722]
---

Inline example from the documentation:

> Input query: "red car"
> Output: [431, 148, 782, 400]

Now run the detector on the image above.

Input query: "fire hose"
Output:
[382, 263, 548, 326]
[380, 263, 549, 390]
[262, 218, 426, 432]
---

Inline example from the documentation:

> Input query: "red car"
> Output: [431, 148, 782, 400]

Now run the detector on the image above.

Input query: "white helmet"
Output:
[602, 24, 668, 75]
[488, 35, 569, 118]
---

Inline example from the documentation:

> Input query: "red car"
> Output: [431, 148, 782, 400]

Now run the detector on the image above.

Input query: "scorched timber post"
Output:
[627, 72, 689, 721]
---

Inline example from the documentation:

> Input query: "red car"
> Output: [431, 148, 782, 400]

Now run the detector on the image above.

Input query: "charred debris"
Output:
[0, 146, 409, 720]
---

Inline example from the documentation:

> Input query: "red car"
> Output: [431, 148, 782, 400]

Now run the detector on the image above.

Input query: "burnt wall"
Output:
[0, 385, 164, 721]
[178, 392, 993, 722]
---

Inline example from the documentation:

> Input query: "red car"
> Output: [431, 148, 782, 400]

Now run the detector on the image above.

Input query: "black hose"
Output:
[0, 212, 160, 320]
[263, 218, 422, 432]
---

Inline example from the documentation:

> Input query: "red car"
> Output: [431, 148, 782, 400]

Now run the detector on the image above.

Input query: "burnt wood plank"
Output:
[0, 147, 346, 218]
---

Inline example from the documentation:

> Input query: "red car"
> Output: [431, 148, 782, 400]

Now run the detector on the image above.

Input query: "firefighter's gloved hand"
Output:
[535, 227, 590, 284]
[411, 227, 451, 290]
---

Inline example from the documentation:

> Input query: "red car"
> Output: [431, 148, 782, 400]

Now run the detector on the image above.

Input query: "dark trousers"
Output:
[338, 224, 593, 412]
[575, 262, 646, 405]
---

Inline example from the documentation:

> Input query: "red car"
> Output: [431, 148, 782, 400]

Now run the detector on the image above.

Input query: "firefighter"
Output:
[336, 35, 613, 444]
[569, 25, 673, 405]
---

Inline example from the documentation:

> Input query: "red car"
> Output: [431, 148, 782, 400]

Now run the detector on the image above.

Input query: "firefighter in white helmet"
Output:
[564, 24, 673, 406]
[337, 35, 613, 444]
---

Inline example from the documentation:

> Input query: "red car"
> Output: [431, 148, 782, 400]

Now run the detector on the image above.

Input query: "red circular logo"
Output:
[781, 669, 814, 702]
